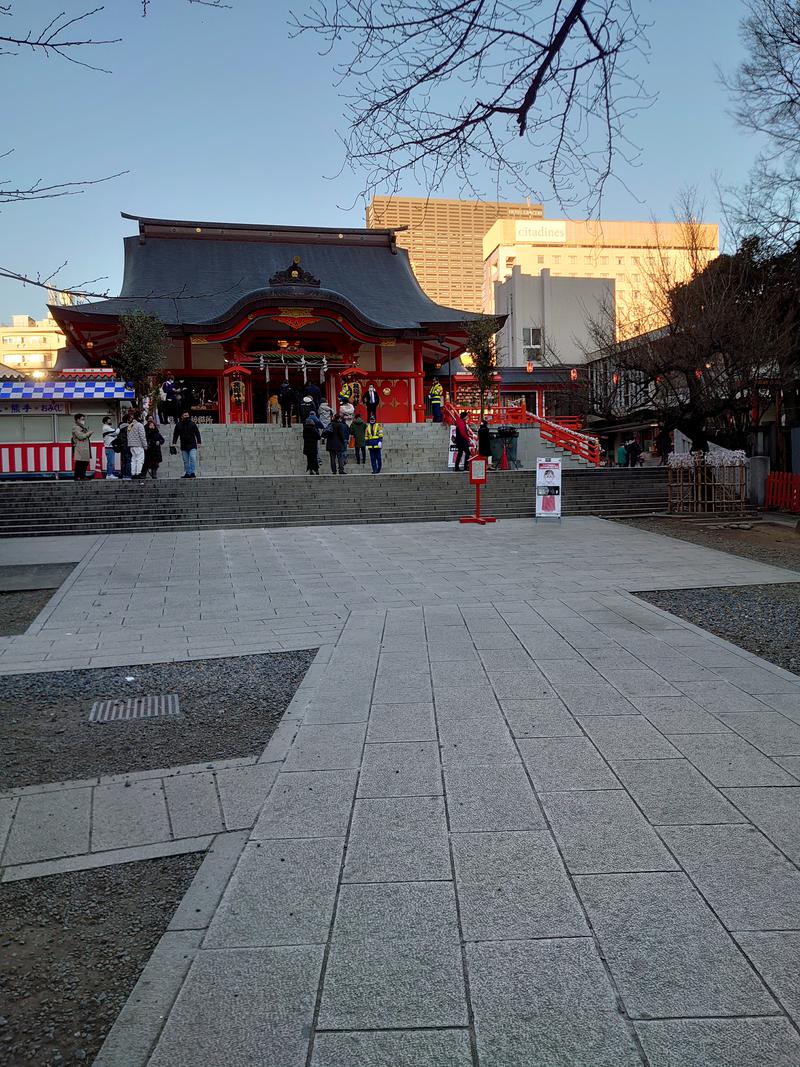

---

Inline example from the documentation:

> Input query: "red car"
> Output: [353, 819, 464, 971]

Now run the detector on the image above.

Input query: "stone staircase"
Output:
[158, 422, 594, 477]
[0, 469, 669, 536]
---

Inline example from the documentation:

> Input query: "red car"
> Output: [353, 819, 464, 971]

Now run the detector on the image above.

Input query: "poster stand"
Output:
[534, 457, 562, 524]
[460, 457, 496, 525]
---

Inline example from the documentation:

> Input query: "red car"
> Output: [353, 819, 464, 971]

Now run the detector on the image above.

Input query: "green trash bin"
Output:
[488, 430, 504, 468]
[495, 426, 520, 468]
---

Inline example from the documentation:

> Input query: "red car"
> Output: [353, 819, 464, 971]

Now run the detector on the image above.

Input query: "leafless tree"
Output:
[292, 0, 651, 210]
[723, 0, 800, 249]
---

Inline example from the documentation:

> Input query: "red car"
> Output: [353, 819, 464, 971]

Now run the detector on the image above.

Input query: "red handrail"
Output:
[765, 472, 800, 513]
[531, 415, 601, 467]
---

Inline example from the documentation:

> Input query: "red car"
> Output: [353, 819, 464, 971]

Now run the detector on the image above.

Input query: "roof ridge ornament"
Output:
[269, 255, 320, 287]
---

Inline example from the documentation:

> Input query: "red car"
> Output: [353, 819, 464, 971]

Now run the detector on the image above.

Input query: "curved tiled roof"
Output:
[54, 216, 478, 334]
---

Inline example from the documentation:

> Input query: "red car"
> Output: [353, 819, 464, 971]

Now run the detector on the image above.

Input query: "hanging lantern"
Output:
[526, 360, 534, 374]
[612, 372, 619, 385]
[569, 368, 578, 381]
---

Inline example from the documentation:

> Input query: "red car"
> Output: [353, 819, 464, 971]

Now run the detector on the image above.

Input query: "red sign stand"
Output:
[460, 457, 497, 524]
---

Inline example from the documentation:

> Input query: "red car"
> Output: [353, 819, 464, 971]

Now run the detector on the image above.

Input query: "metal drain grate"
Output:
[89, 694, 181, 723]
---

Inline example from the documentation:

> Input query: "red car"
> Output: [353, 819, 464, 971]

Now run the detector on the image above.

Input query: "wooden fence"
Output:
[668, 460, 748, 514]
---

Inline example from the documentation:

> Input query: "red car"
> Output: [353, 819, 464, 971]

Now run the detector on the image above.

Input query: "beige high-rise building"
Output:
[483, 217, 719, 338]
[367, 196, 543, 312]
[0, 309, 67, 372]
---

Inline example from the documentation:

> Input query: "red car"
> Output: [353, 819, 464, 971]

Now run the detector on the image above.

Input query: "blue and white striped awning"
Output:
[0, 380, 134, 401]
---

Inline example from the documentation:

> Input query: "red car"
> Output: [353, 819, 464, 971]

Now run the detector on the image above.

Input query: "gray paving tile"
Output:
[445, 764, 544, 831]
[365, 703, 436, 742]
[575, 872, 778, 1018]
[632, 695, 729, 734]
[540, 789, 678, 874]
[2, 788, 91, 865]
[439, 729, 520, 766]
[92, 779, 171, 852]
[598, 667, 681, 698]
[467, 938, 641, 1067]
[332, 881, 459, 942]
[716, 711, 800, 755]
[283, 723, 366, 771]
[452, 830, 587, 940]
[205, 838, 343, 948]
[675, 679, 772, 714]
[634, 1018, 800, 1067]
[311, 1029, 472, 1067]
[712, 665, 800, 695]
[775, 755, 800, 776]
[148, 945, 323, 1067]
[430, 660, 489, 688]
[554, 683, 640, 716]
[580, 715, 680, 760]
[251, 771, 357, 840]
[486, 670, 556, 700]
[164, 772, 224, 839]
[661, 823, 800, 929]
[734, 931, 800, 1026]
[518, 737, 620, 790]
[343, 796, 451, 882]
[304, 692, 371, 725]
[723, 787, 800, 864]
[318, 938, 467, 1030]
[537, 658, 601, 685]
[216, 762, 279, 830]
[357, 742, 442, 798]
[611, 759, 742, 825]
[498, 699, 582, 743]
[478, 649, 535, 671]
[169, 831, 249, 931]
[669, 732, 797, 786]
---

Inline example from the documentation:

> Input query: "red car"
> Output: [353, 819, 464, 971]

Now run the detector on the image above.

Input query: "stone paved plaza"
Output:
[2, 518, 800, 1065]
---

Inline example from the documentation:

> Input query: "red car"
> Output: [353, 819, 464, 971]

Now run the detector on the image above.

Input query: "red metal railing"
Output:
[0, 441, 105, 477]
[531, 415, 601, 466]
[765, 471, 800, 513]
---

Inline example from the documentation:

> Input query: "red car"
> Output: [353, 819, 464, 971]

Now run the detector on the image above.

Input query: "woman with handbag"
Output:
[143, 417, 165, 479]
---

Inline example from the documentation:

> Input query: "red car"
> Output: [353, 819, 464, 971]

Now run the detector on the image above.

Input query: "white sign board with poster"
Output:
[535, 457, 562, 519]
[448, 425, 457, 468]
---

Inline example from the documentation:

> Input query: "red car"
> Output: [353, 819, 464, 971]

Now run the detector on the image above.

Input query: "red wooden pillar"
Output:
[413, 340, 425, 423]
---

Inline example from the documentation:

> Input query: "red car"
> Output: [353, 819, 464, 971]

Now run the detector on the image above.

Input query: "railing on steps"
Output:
[530, 416, 601, 467]
[765, 471, 800, 514]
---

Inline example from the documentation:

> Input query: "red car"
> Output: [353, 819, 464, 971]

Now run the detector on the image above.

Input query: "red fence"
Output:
[0, 442, 106, 478]
[765, 472, 800, 513]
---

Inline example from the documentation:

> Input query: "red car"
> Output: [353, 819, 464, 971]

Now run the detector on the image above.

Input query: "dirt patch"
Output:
[617, 516, 800, 573]
[636, 583, 800, 676]
[0, 591, 55, 637]
[0, 651, 314, 791]
[0, 851, 202, 1067]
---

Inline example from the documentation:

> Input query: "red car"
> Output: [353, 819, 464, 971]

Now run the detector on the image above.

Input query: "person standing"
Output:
[101, 416, 117, 479]
[365, 416, 384, 473]
[173, 411, 202, 478]
[71, 413, 93, 480]
[127, 409, 147, 478]
[324, 413, 348, 475]
[453, 410, 471, 472]
[626, 435, 642, 468]
[350, 412, 367, 465]
[318, 400, 333, 429]
[364, 383, 380, 421]
[143, 417, 165, 479]
[303, 414, 322, 474]
[428, 380, 444, 422]
[478, 418, 491, 465]
[161, 375, 178, 423]
[299, 395, 316, 423]
[304, 380, 322, 411]
[338, 380, 353, 406]
[656, 426, 671, 466]
[278, 381, 296, 427]
[339, 398, 355, 428]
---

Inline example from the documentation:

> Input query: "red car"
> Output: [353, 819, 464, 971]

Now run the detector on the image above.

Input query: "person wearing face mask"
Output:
[71, 413, 93, 480]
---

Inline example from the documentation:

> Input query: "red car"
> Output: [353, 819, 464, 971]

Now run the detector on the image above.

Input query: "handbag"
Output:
[169, 445, 178, 455]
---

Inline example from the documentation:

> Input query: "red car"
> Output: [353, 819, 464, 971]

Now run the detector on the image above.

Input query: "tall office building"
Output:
[367, 196, 543, 312]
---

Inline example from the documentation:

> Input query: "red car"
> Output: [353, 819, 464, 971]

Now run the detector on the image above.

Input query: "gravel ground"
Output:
[616, 516, 800, 572]
[0, 591, 55, 637]
[636, 583, 800, 676]
[0, 651, 314, 791]
[0, 852, 202, 1066]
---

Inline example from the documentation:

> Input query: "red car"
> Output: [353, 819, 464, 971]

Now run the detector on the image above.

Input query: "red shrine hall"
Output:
[51, 214, 481, 424]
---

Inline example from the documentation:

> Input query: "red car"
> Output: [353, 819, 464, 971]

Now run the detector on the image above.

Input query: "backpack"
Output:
[111, 425, 128, 453]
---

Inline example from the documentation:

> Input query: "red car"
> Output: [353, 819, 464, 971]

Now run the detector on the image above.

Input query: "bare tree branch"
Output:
[291, 0, 652, 210]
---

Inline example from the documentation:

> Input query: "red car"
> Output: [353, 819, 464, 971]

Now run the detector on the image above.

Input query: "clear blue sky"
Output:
[0, 0, 757, 321]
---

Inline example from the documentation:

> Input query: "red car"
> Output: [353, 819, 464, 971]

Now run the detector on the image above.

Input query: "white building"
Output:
[493, 267, 614, 368]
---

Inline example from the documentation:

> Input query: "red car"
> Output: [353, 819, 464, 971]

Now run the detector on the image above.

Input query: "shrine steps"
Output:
[0, 469, 669, 536]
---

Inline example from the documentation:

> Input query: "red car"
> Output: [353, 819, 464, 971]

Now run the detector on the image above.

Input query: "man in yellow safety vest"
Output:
[365, 416, 384, 473]
[429, 381, 444, 422]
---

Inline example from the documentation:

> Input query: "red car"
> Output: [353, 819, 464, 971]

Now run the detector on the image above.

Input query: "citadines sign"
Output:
[514, 220, 567, 244]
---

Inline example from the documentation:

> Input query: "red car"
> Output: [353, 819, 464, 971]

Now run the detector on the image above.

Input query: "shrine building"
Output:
[50, 214, 481, 424]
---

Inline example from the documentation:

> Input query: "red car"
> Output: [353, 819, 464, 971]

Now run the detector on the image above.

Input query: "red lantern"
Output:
[569, 368, 578, 381]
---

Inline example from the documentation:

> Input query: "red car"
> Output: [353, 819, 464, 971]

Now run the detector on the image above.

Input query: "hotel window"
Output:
[568, 255, 577, 265]
[599, 257, 608, 265]
[617, 257, 624, 266]
[584, 256, 592, 265]
[552, 255, 560, 264]
[537, 255, 545, 264]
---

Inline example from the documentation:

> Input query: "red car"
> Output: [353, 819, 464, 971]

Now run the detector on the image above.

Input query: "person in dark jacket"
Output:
[172, 411, 202, 478]
[304, 381, 322, 411]
[324, 414, 349, 475]
[278, 382, 296, 427]
[363, 383, 380, 420]
[299, 395, 316, 423]
[453, 411, 471, 472]
[477, 419, 491, 464]
[143, 418, 165, 479]
[350, 413, 367, 464]
[303, 415, 321, 474]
